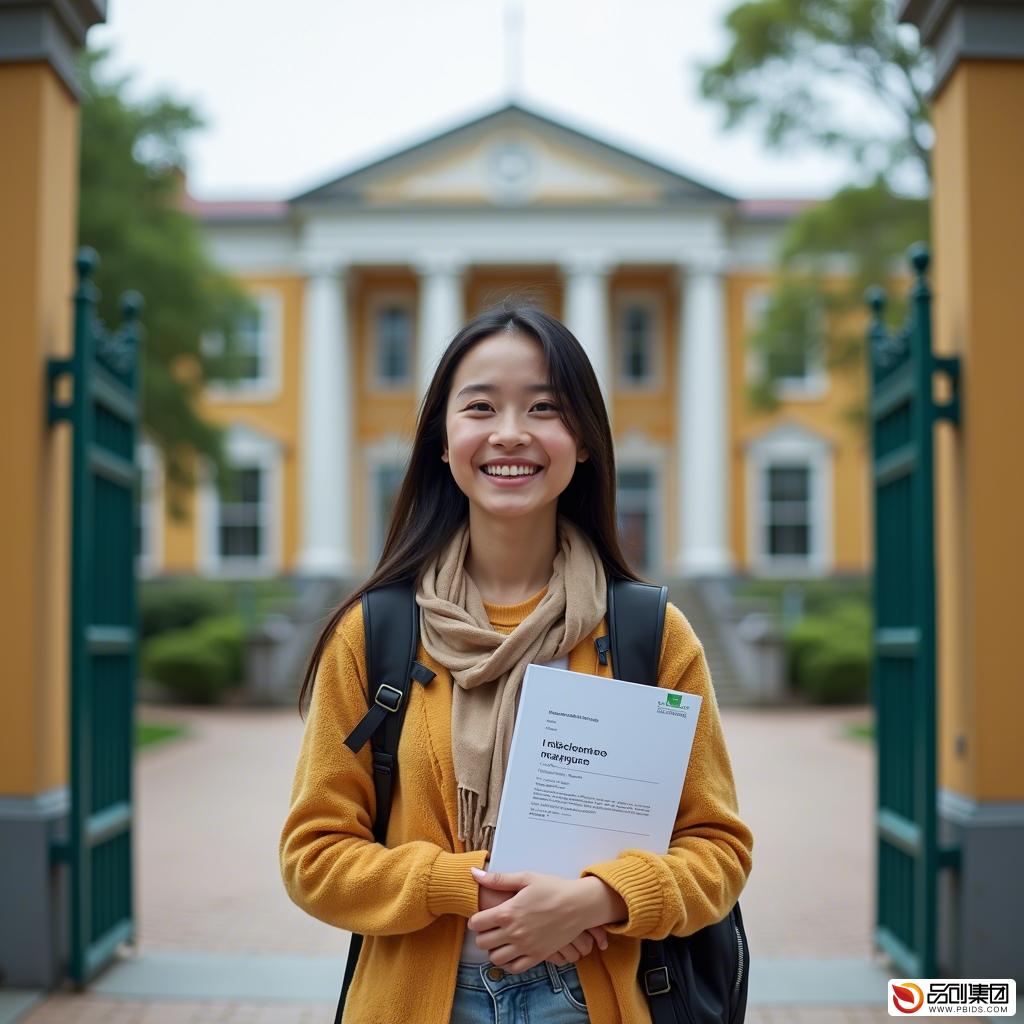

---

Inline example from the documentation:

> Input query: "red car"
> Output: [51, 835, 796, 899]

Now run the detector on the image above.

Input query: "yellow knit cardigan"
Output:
[280, 591, 754, 1024]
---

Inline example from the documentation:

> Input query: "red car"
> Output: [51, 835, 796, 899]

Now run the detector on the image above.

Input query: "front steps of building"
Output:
[666, 580, 749, 706]
[256, 576, 772, 708]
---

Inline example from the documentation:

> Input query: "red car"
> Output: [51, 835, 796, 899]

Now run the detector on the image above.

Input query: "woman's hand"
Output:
[475, 875, 608, 965]
[544, 926, 609, 965]
[469, 867, 626, 974]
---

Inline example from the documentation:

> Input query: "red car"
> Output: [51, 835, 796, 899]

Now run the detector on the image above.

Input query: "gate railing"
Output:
[866, 243, 960, 978]
[48, 248, 143, 985]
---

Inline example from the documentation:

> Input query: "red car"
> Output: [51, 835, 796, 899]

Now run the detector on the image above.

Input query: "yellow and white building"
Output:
[145, 102, 870, 581]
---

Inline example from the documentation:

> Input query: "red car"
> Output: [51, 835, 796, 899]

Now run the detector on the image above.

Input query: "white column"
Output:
[676, 255, 733, 576]
[416, 255, 465, 399]
[297, 258, 354, 577]
[562, 255, 613, 411]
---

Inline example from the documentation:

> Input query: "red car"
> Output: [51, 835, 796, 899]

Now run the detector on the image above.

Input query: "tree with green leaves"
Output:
[78, 47, 253, 514]
[699, 0, 933, 414]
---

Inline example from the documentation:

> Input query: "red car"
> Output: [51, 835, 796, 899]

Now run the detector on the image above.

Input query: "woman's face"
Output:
[442, 331, 587, 522]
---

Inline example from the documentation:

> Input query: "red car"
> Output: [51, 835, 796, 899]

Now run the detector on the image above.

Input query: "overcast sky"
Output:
[90, 0, 861, 201]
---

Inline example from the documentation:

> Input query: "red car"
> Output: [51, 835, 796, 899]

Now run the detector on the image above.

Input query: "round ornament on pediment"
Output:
[486, 140, 537, 204]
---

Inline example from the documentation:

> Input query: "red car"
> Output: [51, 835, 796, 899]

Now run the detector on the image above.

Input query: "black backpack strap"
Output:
[337, 580, 433, 1024]
[342, 581, 434, 842]
[609, 580, 748, 1022]
[605, 579, 681, 1021]
[606, 577, 669, 685]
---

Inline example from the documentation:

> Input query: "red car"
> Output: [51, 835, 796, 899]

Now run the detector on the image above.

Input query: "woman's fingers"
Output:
[473, 928, 502, 953]
[471, 868, 533, 892]
[477, 886, 514, 912]
[484, 923, 607, 964]
[486, 943, 516, 967]
[488, 946, 542, 974]
[504, 954, 543, 975]
[546, 928, 609, 966]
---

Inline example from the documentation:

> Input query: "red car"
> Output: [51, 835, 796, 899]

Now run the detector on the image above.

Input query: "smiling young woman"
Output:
[280, 303, 753, 1024]
[441, 331, 590, 605]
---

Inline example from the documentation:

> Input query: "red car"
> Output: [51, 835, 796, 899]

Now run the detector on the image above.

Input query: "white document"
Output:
[487, 664, 702, 879]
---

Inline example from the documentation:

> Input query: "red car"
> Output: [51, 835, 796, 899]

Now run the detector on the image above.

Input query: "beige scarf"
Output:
[415, 515, 606, 852]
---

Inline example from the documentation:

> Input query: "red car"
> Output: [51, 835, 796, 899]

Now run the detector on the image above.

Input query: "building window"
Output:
[203, 291, 282, 397]
[217, 466, 266, 561]
[744, 289, 826, 398]
[374, 303, 413, 386]
[746, 423, 832, 576]
[618, 300, 656, 386]
[377, 465, 404, 527]
[765, 335, 811, 383]
[198, 426, 281, 576]
[617, 467, 655, 573]
[372, 464, 406, 561]
[135, 441, 162, 577]
[764, 464, 811, 558]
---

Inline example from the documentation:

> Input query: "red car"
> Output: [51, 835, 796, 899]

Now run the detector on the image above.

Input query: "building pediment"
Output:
[745, 420, 835, 454]
[292, 102, 733, 210]
[223, 422, 285, 456]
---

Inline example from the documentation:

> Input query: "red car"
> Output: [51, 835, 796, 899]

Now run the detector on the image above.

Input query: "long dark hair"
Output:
[298, 301, 647, 715]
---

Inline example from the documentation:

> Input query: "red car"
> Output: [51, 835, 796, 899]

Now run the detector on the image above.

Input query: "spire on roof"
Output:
[504, 0, 524, 101]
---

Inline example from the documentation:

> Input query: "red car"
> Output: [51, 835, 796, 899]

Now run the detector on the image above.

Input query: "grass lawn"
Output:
[136, 720, 188, 750]
[843, 721, 875, 743]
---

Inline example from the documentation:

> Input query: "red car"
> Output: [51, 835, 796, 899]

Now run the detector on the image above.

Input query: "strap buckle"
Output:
[372, 750, 394, 777]
[643, 966, 671, 996]
[374, 683, 403, 713]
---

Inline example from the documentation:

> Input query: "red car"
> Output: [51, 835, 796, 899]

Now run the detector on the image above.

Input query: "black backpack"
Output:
[338, 577, 749, 1024]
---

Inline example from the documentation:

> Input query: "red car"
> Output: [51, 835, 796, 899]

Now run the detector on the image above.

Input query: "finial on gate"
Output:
[74, 247, 100, 304]
[75, 246, 98, 280]
[908, 242, 930, 277]
[865, 285, 887, 320]
[120, 290, 144, 322]
[907, 242, 931, 298]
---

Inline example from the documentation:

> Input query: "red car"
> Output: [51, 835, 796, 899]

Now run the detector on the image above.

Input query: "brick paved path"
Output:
[725, 706, 877, 959]
[129, 706, 340, 955]
[20, 703, 977, 1023]
[130, 704, 881, 958]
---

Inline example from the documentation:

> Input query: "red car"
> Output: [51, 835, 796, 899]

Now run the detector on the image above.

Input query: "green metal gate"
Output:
[49, 248, 143, 985]
[866, 244, 960, 977]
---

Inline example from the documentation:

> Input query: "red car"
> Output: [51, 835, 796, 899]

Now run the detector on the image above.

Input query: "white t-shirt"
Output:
[460, 654, 570, 965]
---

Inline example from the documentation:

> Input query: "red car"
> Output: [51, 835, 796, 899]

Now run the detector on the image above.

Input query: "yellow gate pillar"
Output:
[0, 0, 106, 988]
[900, 0, 1024, 981]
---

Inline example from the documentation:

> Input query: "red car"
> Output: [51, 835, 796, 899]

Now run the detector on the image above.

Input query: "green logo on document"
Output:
[666, 693, 682, 708]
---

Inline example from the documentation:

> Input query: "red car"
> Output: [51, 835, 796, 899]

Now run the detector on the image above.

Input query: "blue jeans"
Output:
[449, 959, 590, 1023]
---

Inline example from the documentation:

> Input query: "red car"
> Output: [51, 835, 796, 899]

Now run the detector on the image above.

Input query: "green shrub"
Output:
[142, 620, 242, 704]
[734, 577, 869, 617]
[787, 616, 832, 689]
[194, 615, 246, 683]
[786, 601, 871, 704]
[799, 633, 870, 703]
[140, 583, 230, 639]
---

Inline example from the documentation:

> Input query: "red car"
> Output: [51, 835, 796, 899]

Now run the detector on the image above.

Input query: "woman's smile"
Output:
[479, 464, 545, 486]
